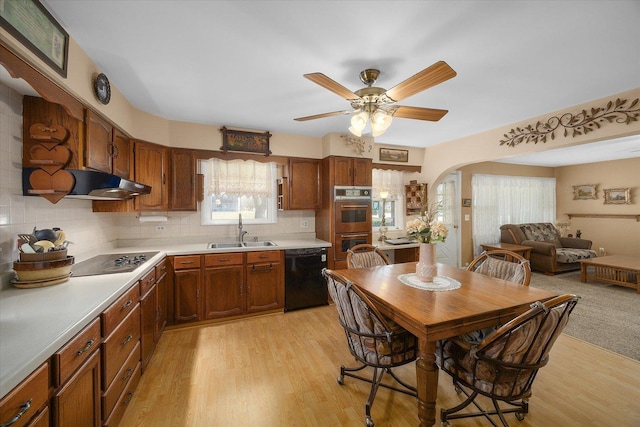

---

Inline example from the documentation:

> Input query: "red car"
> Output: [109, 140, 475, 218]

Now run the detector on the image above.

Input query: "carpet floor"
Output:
[529, 270, 640, 360]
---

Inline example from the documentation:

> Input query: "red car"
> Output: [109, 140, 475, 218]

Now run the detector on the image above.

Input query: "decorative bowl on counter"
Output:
[19, 249, 68, 262]
[12, 256, 75, 286]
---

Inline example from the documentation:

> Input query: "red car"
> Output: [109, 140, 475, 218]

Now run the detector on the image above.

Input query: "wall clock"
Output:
[93, 73, 111, 105]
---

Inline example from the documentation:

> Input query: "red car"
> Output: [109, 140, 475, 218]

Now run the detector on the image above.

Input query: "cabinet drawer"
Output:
[155, 257, 168, 278]
[173, 255, 201, 270]
[53, 318, 101, 387]
[139, 268, 157, 296]
[205, 252, 243, 267]
[247, 251, 281, 264]
[102, 305, 140, 388]
[102, 362, 141, 427]
[102, 341, 140, 420]
[0, 362, 49, 427]
[102, 285, 140, 337]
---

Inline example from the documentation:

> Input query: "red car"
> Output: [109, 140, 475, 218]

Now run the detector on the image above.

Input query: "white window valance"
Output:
[205, 158, 275, 198]
[372, 168, 404, 199]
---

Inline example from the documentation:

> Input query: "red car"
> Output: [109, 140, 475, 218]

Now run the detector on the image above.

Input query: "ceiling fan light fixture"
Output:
[349, 111, 369, 137]
[371, 109, 393, 137]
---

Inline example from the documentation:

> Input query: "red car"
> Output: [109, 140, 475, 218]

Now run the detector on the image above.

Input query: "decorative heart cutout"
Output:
[29, 123, 69, 144]
[29, 169, 75, 204]
[29, 145, 71, 175]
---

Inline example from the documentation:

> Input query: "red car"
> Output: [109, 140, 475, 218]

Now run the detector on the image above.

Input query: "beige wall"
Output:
[556, 158, 640, 256]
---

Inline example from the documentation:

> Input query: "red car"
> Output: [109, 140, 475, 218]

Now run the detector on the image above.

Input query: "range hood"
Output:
[22, 168, 152, 201]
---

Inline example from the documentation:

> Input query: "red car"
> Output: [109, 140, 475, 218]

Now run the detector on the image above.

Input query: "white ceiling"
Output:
[9, 1, 640, 166]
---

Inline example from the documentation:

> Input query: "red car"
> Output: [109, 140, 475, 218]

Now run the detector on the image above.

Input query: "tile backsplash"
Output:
[0, 83, 316, 276]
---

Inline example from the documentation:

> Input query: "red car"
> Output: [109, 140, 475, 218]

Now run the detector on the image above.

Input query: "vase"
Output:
[416, 243, 437, 282]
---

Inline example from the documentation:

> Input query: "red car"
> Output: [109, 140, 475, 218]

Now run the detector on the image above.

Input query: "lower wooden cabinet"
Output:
[203, 253, 244, 319]
[52, 349, 101, 427]
[246, 251, 284, 313]
[0, 362, 49, 427]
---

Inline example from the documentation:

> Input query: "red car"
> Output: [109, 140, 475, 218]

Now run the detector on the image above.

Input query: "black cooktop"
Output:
[72, 252, 159, 277]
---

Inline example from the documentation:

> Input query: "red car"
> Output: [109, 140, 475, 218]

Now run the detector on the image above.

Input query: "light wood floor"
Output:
[120, 305, 640, 426]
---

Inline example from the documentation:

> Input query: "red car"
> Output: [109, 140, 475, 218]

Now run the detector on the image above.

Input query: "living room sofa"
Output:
[500, 223, 597, 275]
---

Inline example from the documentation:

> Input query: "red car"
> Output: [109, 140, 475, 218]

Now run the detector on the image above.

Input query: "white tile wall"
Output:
[1, 83, 317, 275]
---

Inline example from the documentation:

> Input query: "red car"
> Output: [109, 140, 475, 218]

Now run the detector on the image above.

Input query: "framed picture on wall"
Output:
[603, 188, 631, 204]
[572, 184, 597, 200]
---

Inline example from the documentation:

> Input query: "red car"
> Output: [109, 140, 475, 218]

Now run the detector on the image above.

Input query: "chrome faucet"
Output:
[238, 213, 248, 242]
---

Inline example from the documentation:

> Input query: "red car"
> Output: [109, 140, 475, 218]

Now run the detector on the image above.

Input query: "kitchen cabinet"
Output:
[84, 110, 131, 178]
[332, 156, 372, 186]
[135, 141, 169, 211]
[155, 259, 169, 340]
[173, 255, 202, 324]
[169, 148, 198, 211]
[0, 362, 49, 427]
[139, 267, 157, 372]
[246, 251, 284, 313]
[279, 158, 322, 210]
[51, 318, 102, 427]
[203, 253, 245, 319]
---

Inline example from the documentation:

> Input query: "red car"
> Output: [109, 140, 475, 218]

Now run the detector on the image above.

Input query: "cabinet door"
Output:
[203, 265, 244, 319]
[140, 285, 157, 372]
[112, 130, 131, 179]
[333, 157, 353, 186]
[52, 350, 101, 427]
[155, 266, 168, 340]
[135, 141, 169, 211]
[288, 158, 321, 210]
[169, 148, 197, 211]
[174, 269, 201, 323]
[246, 261, 283, 313]
[85, 109, 113, 174]
[352, 158, 372, 186]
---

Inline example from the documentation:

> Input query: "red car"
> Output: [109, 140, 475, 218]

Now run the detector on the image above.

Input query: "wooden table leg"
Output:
[580, 263, 587, 283]
[416, 339, 438, 427]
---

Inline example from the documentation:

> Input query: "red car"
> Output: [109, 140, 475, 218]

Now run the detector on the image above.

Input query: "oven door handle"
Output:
[339, 204, 370, 209]
[339, 233, 370, 238]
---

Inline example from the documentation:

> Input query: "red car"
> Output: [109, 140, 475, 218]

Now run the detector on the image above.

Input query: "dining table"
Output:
[333, 262, 558, 427]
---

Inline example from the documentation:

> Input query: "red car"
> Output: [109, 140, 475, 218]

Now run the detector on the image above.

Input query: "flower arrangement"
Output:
[405, 202, 448, 243]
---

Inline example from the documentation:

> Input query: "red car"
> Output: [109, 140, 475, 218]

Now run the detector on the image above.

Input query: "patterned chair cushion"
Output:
[474, 256, 527, 285]
[519, 223, 559, 241]
[556, 248, 597, 263]
[348, 250, 388, 268]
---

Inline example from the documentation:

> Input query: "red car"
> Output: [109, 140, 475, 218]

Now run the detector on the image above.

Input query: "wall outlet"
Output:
[300, 219, 309, 229]
[156, 226, 166, 232]
[599, 247, 605, 255]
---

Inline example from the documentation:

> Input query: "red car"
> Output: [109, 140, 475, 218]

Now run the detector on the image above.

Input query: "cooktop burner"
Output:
[72, 252, 159, 277]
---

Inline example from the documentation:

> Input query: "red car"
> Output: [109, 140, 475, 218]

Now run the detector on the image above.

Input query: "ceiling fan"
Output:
[294, 61, 456, 137]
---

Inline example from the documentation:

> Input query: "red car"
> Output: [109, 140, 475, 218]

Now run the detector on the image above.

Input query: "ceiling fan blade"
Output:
[303, 73, 360, 100]
[391, 106, 449, 121]
[385, 61, 456, 102]
[294, 110, 351, 121]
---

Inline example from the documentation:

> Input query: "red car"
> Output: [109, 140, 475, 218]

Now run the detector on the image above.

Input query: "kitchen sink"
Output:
[207, 241, 277, 249]
[242, 241, 277, 247]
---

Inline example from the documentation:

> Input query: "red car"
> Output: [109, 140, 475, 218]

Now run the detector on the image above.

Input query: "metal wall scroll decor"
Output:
[341, 134, 372, 156]
[220, 126, 272, 156]
[500, 97, 640, 147]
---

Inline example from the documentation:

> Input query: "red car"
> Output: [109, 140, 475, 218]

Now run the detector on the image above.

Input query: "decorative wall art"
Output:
[341, 134, 371, 156]
[499, 97, 640, 147]
[603, 188, 631, 204]
[220, 126, 271, 156]
[0, 0, 69, 77]
[380, 148, 408, 162]
[573, 184, 597, 200]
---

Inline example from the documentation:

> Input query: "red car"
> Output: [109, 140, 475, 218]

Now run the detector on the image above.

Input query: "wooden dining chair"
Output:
[323, 268, 417, 427]
[437, 294, 579, 427]
[346, 244, 391, 269]
[467, 249, 532, 286]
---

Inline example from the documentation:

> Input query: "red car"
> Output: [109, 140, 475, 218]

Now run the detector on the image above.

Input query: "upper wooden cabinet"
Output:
[169, 148, 197, 211]
[332, 156, 372, 186]
[279, 158, 322, 210]
[135, 141, 169, 211]
[84, 110, 132, 179]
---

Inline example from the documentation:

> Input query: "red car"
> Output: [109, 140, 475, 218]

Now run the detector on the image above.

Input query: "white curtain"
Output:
[205, 158, 274, 197]
[472, 174, 556, 255]
[372, 169, 404, 200]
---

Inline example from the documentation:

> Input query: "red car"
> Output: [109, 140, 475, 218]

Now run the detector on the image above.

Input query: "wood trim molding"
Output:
[0, 44, 84, 121]
[372, 162, 421, 173]
[566, 213, 640, 222]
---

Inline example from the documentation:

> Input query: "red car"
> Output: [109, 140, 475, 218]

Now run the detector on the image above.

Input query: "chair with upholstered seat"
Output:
[347, 244, 391, 269]
[437, 294, 579, 427]
[323, 268, 417, 427]
[467, 249, 532, 286]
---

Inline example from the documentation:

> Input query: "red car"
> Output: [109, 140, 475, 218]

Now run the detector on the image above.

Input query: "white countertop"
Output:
[0, 237, 330, 399]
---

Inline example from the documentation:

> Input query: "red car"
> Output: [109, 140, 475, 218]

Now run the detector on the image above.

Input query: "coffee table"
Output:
[580, 255, 640, 293]
[481, 242, 533, 260]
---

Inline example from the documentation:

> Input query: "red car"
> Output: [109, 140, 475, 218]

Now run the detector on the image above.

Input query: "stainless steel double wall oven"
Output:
[333, 186, 372, 264]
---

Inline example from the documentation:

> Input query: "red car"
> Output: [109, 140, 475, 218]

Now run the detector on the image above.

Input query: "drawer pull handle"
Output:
[122, 334, 133, 346]
[252, 263, 273, 271]
[122, 368, 134, 382]
[218, 258, 230, 262]
[180, 261, 194, 265]
[122, 391, 134, 406]
[76, 339, 95, 356]
[121, 300, 133, 310]
[0, 399, 31, 427]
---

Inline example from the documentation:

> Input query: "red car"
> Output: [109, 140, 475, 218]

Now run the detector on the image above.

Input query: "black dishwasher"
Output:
[284, 247, 328, 312]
